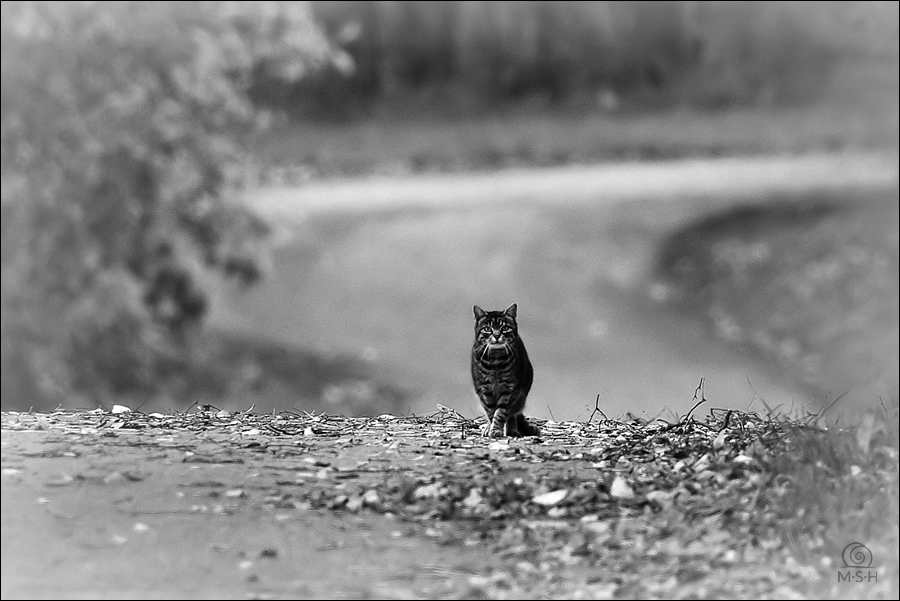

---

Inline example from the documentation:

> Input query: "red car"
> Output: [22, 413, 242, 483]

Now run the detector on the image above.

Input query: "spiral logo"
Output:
[841, 542, 873, 568]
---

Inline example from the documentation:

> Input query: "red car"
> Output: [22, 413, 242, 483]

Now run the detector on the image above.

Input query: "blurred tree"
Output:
[0, 1, 339, 408]
[297, 1, 848, 114]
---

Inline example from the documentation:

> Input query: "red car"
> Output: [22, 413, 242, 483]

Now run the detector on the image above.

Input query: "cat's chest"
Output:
[472, 348, 526, 381]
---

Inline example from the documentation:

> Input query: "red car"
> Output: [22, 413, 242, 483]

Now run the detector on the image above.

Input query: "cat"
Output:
[471, 303, 540, 437]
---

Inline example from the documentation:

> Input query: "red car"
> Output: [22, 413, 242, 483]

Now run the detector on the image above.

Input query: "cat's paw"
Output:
[480, 424, 504, 438]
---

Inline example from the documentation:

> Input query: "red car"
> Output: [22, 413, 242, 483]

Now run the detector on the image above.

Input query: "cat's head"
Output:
[473, 303, 519, 347]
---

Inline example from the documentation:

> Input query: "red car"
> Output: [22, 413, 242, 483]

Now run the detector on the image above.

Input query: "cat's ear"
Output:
[504, 303, 517, 318]
[473, 305, 485, 319]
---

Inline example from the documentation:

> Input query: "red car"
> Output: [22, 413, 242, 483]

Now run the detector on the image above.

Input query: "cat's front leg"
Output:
[479, 406, 496, 437]
[483, 406, 508, 438]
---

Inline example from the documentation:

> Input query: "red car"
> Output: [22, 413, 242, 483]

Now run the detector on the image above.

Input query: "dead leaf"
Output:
[532, 489, 568, 506]
[646, 490, 673, 504]
[103, 471, 128, 484]
[413, 482, 443, 499]
[610, 475, 634, 499]
[462, 488, 483, 508]
[46, 473, 75, 486]
[713, 431, 728, 450]
[693, 454, 711, 472]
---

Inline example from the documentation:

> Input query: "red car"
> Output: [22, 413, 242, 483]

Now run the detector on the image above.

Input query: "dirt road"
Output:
[1, 411, 495, 599]
[254, 152, 898, 221]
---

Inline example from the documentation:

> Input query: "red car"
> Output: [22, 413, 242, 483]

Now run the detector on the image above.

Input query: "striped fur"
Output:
[471, 303, 539, 437]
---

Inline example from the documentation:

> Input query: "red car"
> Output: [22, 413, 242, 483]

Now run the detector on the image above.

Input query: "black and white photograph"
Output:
[1, 1, 897, 598]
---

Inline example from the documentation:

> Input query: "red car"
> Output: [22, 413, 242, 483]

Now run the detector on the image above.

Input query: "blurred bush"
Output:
[0, 1, 338, 409]
[256, 0, 897, 118]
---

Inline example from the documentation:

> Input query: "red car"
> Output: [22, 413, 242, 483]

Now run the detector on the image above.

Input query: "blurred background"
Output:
[1, 1, 897, 422]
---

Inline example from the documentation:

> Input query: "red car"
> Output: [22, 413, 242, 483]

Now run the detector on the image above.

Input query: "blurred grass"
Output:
[176, 329, 408, 415]
[655, 189, 899, 418]
[19, 327, 410, 416]
[760, 410, 899, 598]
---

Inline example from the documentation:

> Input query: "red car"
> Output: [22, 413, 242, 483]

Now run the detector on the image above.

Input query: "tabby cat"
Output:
[471, 303, 540, 437]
